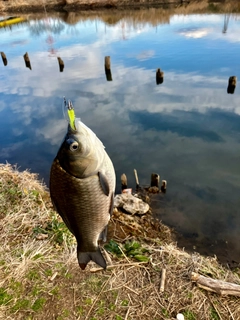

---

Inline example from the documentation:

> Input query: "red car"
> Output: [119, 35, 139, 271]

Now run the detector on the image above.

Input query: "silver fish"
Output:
[50, 100, 116, 270]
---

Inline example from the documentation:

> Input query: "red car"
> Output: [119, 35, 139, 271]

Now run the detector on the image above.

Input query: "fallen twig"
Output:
[90, 261, 148, 273]
[160, 268, 166, 292]
[191, 272, 240, 296]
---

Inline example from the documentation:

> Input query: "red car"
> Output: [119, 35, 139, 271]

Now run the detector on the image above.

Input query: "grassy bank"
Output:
[0, 0, 239, 13]
[0, 163, 240, 320]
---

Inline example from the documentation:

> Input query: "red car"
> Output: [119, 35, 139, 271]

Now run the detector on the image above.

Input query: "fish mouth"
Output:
[68, 122, 77, 134]
[68, 118, 80, 134]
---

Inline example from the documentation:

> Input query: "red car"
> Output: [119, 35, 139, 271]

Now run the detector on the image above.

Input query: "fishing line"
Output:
[62, 96, 68, 123]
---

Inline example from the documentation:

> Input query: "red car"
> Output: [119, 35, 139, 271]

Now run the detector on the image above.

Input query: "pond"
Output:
[0, 7, 239, 266]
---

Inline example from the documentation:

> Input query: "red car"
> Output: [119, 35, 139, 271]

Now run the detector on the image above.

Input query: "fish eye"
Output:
[66, 138, 79, 152]
[70, 141, 79, 151]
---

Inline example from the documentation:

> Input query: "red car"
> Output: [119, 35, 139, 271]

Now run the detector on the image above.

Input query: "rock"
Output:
[176, 314, 185, 320]
[35, 233, 48, 240]
[114, 194, 149, 215]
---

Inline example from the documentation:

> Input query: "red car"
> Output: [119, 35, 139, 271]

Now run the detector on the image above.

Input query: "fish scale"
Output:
[50, 159, 113, 252]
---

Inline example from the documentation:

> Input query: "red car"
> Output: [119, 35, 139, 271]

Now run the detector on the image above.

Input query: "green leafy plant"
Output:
[105, 239, 149, 262]
[33, 213, 74, 245]
[123, 240, 149, 262]
[104, 239, 122, 256]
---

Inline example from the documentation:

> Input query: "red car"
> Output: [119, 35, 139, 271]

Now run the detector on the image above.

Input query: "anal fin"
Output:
[98, 226, 108, 243]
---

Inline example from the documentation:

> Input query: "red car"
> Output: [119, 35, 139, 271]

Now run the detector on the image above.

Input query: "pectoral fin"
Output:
[109, 192, 114, 215]
[98, 172, 110, 196]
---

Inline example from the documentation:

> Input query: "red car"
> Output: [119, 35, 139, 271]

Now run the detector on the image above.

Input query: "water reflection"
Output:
[57, 57, 64, 72]
[1, 52, 7, 66]
[222, 14, 230, 34]
[156, 68, 164, 85]
[0, 7, 240, 265]
[104, 56, 113, 81]
[227, 76, 237, 94]
[23, 52, 32, 70]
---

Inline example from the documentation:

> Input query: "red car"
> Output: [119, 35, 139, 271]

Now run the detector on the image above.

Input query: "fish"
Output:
[49, 99, 116, 270]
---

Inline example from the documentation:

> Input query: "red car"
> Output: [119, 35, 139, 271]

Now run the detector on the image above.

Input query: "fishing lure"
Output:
[63, 97, 76, 130]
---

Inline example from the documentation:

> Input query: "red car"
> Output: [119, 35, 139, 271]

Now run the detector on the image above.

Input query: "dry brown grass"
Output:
[1, 1, 240, 20]
[59, 1, 240, 27]
[0, 163, 240, 320]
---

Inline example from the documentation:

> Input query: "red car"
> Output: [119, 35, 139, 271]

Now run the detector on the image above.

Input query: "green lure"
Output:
[68, 107, 76, 130]
[64, 97, 76, 130]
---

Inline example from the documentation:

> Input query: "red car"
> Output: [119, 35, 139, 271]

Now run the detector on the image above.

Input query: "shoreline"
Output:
[0, 1, 197, 13]
[0, 0, 239, 14]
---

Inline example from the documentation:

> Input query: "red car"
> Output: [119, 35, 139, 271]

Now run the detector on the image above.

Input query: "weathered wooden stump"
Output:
[23, 52, 31, 70]
[161, 180, 167, 193]
[227, 76, 237, 94]
[134, 169, 140, 191]
[105, 56, 112, 81]
[156, 68, 164, 85]
[57, 57, 64, 72]
[1, 52, 7, 66]
[151, 173, 160, 188]
[121, 173, 128, 191]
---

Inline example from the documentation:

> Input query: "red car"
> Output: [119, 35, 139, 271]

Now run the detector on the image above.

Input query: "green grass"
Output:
[0, 287, 12, 306]
[210, 308, 220, 320]
[183, 310, 196, 320]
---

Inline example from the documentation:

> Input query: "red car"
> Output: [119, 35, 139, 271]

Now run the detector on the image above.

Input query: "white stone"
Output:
[176, 313, 185, 320]
[114, 194, 149, 215]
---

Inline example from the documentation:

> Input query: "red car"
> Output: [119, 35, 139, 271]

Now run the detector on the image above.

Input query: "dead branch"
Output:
[191, 272, 240, 296]
[160, 268, 166, 292]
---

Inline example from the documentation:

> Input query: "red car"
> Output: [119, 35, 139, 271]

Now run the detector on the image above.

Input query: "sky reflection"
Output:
[0, 11, 239, 264]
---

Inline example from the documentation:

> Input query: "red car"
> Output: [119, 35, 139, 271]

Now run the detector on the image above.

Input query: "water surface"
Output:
[0, 9, 239, 265]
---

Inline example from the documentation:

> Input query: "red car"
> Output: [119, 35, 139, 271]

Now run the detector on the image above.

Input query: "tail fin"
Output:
[77, 247, 107, 270]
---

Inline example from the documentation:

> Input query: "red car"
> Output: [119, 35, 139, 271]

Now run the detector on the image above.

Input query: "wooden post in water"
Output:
[105, 56, 112, 81]
[227, 76, 237, 94]
[57, 57, 64, 72]
[151, 173, 160, 188]
[156, 68, 164, 85]
[23, 52, 31, 70]
[161, 180, 167, 193]
[1, 52, 7, 66]
[121, 173, 128, 191]
[134, 169, 140, 191]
